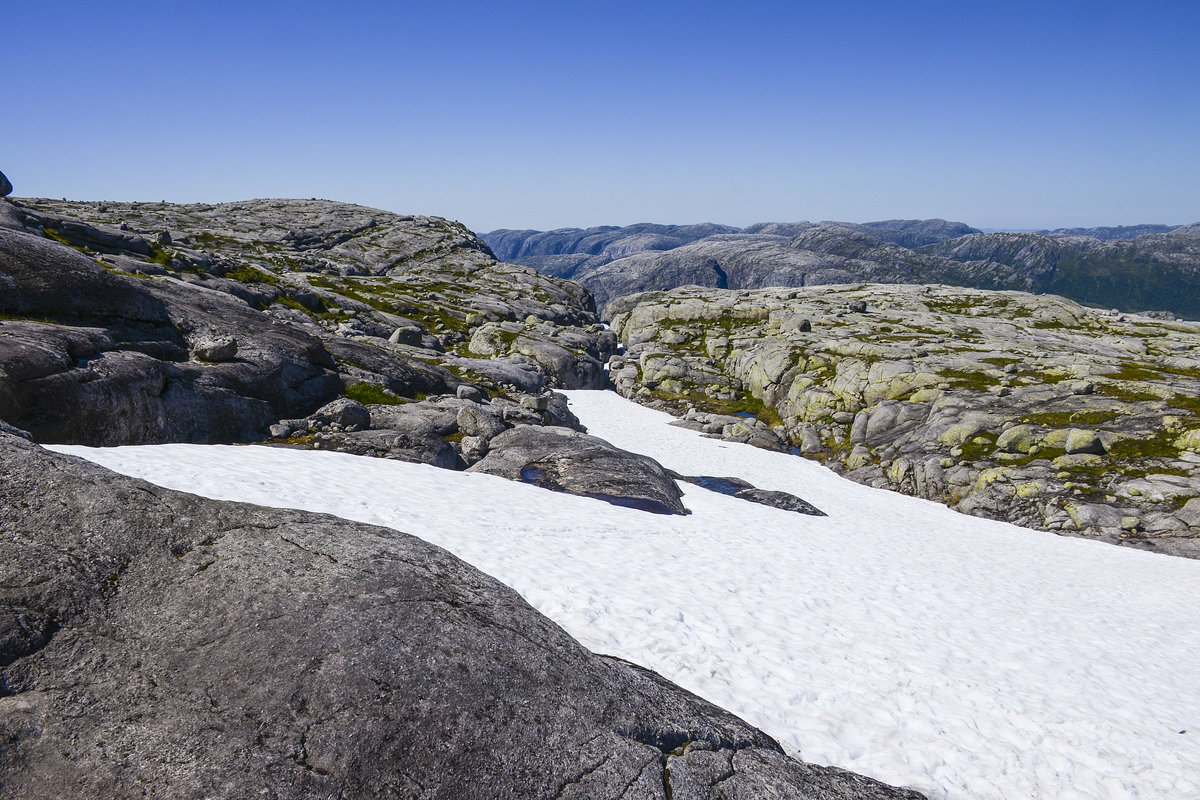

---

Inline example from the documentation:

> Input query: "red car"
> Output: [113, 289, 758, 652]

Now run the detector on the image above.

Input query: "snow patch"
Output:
[51, 389, 1200, 800]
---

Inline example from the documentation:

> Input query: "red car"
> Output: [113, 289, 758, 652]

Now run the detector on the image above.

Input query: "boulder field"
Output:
[609, 284, 1200, 559]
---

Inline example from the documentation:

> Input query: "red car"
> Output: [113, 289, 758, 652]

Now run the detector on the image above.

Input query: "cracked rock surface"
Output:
[609, 284, 1200, 557]
[0, 432, 923, 800]
[0, 197, 615, 450]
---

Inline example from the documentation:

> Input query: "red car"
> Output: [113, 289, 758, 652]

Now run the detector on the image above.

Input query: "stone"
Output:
[459, 433, 490, 462]
[996, 424, 1038, 454]
[521, 394, 551, 412]
[0, 230, 341, 445]
[1177, 497, 1200, 527]
[190, 334, 238, 362]
[1064, 428, 1106, 455]
[308, 397, 370, 431]
[456, 383, 484, 402]
[468, 426, 688, 515]
[456, 404, 506, 440]
[387, 325, 423, 346]
[0, 170, 11, 197]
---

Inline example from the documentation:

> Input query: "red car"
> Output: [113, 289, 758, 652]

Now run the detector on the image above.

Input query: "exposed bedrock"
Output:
[0, 199, 616, 451]
[609, 284, 1200, 558]
[0, 432, 923, 800]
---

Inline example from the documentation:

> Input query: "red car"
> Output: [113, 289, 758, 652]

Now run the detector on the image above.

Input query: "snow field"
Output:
[52, 389, 1200, 800]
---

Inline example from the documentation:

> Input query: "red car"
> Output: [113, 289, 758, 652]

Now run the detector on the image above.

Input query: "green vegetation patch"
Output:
[959, 434, 997, 461]
[939, 368, 994, 391]
[224, 266, 281, 285]
[344, 383, 405, 405]
[1108, 429, 1180, 460]
[1020, 410, 1118, 427]
[147, 243, 173, 267]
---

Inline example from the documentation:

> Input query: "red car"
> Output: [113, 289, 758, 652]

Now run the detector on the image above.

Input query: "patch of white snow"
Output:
[51, 389, 1200, 800]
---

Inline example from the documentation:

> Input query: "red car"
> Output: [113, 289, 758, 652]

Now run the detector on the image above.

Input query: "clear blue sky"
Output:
[4, 0, 1198, 233]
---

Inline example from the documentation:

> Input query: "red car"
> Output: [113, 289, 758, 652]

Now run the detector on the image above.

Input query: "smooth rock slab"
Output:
[468, 426, 689, 514]
[0, 432, 923, 800]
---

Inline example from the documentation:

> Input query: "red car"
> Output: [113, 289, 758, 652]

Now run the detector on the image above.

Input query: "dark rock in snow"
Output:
[0, 432, 924, 800]
[679, 475, 826, 516]
[469, 425, 689, 514]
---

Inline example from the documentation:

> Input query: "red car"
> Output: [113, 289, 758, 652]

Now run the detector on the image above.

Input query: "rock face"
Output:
[0, 432, 923, 800]
[468, 426, 689, 514]
[0, 198, 616, 458]
[0, 228, 341, 445]
[608, 284, 1200, 558]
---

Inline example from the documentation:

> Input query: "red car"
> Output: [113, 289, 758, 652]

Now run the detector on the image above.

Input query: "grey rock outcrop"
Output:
[0, 198, 615, 464]
[0, 432, 923, 800]
[0, 228, 342, 445]
[190, 334, 238, 362]
[469, 426, 689, 515]
[608, 284, 1200, 558]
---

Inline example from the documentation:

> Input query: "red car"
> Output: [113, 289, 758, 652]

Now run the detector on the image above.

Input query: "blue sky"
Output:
[4, 1, 1198, 232]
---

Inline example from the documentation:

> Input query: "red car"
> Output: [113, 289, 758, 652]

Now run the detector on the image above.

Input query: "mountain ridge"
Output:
[484, 218, 1200, 318]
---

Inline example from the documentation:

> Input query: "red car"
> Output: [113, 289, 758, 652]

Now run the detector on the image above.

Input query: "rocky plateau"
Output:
[0, 187, 926, 798]
[607, 284, 1200, 558]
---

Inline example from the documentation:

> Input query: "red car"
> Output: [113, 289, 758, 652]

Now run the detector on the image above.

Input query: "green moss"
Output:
[344, 383, 405, 405]
[1020, 410, 1118, 426]
[1166, 394, 1200, 413]
[1103, 360, 1200, 383]
[959, 434, 997, 461]
[939, 368, 994, 391]
[147, 243, 173, 267]
[650, 385, 783, 430]
[0, 312, 57, 323]
[1109, 430, 1180, 460]
[224, 266, 281, 285]
[43, 227, 75, 247]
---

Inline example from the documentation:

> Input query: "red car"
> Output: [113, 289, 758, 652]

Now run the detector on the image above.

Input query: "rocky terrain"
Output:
[608, 284, 1200, 559]
[0, 196, 642, 495]
[487, 218, 1200, 318]
[0, 429, 923, 800]
[0, 182, 924, 797]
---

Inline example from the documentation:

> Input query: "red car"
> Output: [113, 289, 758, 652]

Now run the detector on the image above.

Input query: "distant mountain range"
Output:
[483, 220, 1200, 318]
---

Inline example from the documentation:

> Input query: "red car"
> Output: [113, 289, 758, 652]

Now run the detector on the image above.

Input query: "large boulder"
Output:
[0, 433, 923, 800]
[468, 426, 689, 514]
[0, 171, 12, 198]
